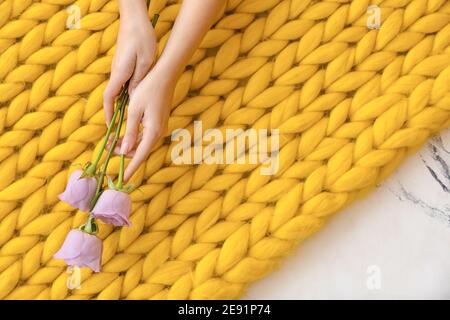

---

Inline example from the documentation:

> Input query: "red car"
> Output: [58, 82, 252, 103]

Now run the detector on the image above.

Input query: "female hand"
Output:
[118, 65, 176, 182]
[111, 0, 226, 181]
[103, 0, 157, 125]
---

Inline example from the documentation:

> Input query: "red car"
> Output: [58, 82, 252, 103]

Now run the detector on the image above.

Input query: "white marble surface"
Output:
[245, 129, 450, 300]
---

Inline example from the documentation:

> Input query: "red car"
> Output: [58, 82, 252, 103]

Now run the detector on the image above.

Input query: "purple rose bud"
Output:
[59, 170, 97, 212]
[91, 190, 131, 227]
[54, 229, 102, 272]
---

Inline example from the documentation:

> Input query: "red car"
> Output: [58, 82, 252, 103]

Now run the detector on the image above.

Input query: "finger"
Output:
[124, 127, 159, 182]
[128, 57, 153, 96]
[120, 101, 143, 155]
[105, 136, 123, 154]
[114, 133, 143, 156]
[103, 62, 134, 124]
[106, 138, 137, 157]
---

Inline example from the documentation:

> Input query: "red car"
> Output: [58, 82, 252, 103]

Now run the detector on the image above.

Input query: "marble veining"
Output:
[387, 129, 450, 227]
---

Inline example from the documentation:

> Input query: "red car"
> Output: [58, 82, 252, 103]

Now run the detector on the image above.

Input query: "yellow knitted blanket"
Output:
[0, 0, 449, 300]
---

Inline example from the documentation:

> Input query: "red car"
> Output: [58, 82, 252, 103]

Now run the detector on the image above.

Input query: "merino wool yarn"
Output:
[0, 0, 449, 300]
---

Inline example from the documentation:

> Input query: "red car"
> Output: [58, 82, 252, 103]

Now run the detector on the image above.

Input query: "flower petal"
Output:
[54, 230, 84, 260]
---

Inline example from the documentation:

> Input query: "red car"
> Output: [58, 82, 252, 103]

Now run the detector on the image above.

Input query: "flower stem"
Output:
[89, 90, 128, 210]
[85, 89, 127, 176]
[151, 13, 159, 27]
[80, 216, 98, 235]
[117, 154, 125, 190]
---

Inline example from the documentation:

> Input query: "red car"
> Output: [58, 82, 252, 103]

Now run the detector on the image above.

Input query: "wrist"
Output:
[154, 53, 187, 82]
[152, 58, 182, 85]
[119, 0, 148, 20]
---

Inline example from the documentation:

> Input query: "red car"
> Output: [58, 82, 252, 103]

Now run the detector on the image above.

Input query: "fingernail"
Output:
[120, 142, 129, 155]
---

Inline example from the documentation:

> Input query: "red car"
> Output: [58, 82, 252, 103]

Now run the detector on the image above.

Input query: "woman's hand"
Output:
[112, 0, 226, 182]
[118, 65, 176, 182]
[103, 0, 157, 125]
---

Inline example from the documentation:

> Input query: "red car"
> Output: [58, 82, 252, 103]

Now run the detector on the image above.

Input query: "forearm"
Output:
[154, 0, 225, 80]
[118, 0, 149, 20]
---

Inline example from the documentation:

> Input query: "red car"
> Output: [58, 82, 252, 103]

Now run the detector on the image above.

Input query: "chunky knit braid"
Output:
[0, 0, 449, 299]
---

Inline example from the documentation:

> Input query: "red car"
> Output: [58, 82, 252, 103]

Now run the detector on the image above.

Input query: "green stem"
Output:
[117, 154, 125, 190]
[90, 93, 128, 210]
[86, 89, 127, 176]
[79, 216, 98, 235]
[151, 13, 159, 27]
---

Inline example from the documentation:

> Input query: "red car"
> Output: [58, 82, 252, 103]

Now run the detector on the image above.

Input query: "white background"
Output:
[245, 129, 450, 300]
